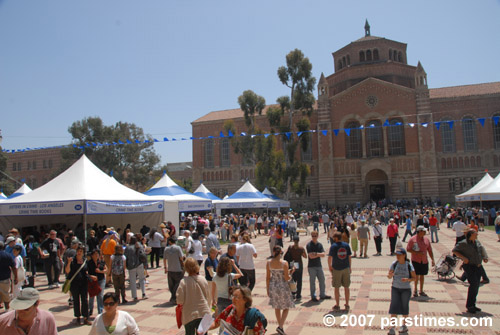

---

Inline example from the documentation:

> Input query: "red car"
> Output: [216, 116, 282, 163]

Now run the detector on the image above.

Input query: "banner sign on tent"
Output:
[86, 201, 164, 214]
[216, 202, 271, 209]
[178, 201, 212, 212]
[0, 201, 84, 216]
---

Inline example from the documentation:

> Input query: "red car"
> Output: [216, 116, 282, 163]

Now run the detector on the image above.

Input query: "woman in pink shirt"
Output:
[387, 219, 399, 256]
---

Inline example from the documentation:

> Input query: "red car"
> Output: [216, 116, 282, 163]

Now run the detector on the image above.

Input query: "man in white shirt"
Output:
[288, 215, 298, 241]
[235, 234, 257, 291]
[322, 213, 330, 234]
[452, 216, 467, 244]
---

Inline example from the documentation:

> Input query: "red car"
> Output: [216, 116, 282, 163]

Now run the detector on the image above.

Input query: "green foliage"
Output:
[238, 90, 266, 128]
[0, 149, 16, 195]
[60, 116, 161, 191]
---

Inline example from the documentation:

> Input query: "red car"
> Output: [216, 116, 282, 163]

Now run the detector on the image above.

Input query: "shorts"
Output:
[331, 268, 351, 288]
[0, 279, 11, 303]
[412, 261, 429, 275]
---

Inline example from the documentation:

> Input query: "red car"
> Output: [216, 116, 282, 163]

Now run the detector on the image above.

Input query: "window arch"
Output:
[366, 50, 372, 61]
[441, 158, 446, 169]
[373, 49, 379, 60]
[388, 118, 405, 156]
[477, 156, 481, 167]
[338, 60, 343, 70]
[493, 113, 500, 149]
[204, 139, 215, 168]
[441, 119, 456, 153]
[398, 51, 402, 62]
[464, 157, 469, 168]
[346, 55, 350, 65]
[462, 118, 477, 152]
[345, 121, 362, 158]
[359, 51, 365, 62]
[471, 156, 476, 168]
[366, 120, 384, 157]
[220, 138, 230, 167]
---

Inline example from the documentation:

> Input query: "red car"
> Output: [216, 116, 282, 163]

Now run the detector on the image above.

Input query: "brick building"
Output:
[4, 148, 63, 192]
[192, 23, 500, 208]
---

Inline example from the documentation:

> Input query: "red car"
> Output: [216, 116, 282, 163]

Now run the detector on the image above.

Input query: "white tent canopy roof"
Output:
[456, 173, 493, 202]
[0, 155, 163, 216]
[465, 172, 500, 201]
[214, 181, 277, 209]
[193, 183, 221, 201]
[9, 183, 32, 198]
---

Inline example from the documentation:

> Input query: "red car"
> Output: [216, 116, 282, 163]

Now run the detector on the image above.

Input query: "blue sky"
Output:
[1, 0, 499, 164]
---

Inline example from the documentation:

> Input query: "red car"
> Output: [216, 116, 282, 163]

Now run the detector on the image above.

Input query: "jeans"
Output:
[430, 226, 439, 242]
[240, 268, 256, 291]
[389, 236, 397, 254]
[70, 281, 89, 318]
[288, 227, 297, 240]
[128, 264, 145, 299]
[28, 256, 38, 277]
[374, 236, 382, 253]
[44, 258, 61, 285]
[402, 229, 413, 242]
[89, 279, 105, 315]
[168, 271, 184, 302]
[150, 247, 162, 268]
[292, 267, 303, 298]
[308, 266, 326, 298]
[184, 318, 202, 335]
[324, 222, 330, 233]
[463, 264, 481, 309]
[313, 222, 319, 232]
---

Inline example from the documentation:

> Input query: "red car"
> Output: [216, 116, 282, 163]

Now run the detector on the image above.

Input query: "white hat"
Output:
[10, 288, 39, 310]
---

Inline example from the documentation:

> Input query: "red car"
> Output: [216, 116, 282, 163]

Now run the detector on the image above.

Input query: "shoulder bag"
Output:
[62, 260, 86, 294]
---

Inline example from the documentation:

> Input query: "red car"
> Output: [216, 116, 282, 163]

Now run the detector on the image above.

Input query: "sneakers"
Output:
[320, 295, 332, 300]
[142, 294, 148, 300]
[332, 305, 341, 312]
[276, 327, 285, 335]
[387, 327, 396, 335]
[55, 283, 60, 288]
[311, 297, 319, 302]
[398, 325, 408, 333]
[48, 284, 54, 289]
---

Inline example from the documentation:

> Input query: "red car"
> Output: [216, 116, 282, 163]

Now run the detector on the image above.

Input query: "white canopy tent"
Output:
[0, 155, 164, 233]
[262, 187, 290, 209]
[214, 181, 277, 211]
[0, 192, 7, 201]
[462, 172, 500, 202]
[193, 183, 221, 201]
[9, 183, 32, 198]
[455, 173, 493, 202]
[144, 173, 212, 233]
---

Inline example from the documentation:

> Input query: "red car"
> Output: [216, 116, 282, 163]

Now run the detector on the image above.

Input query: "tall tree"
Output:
[60, 117, 161, 191]
[275, 49, 316, 199]
[0, 149, 16, 195]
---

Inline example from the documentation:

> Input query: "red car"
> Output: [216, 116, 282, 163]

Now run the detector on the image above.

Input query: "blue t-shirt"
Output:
[5, 243, 27, 258]
[0, 251, 15, 281]
[328, 242, 351, 271]
[390, 260, 415, 290]
[204, 256, 218, 281]
[406, 218, 412, 230]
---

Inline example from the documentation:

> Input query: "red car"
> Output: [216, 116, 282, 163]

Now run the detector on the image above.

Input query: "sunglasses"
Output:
[103, 301, 117, 307]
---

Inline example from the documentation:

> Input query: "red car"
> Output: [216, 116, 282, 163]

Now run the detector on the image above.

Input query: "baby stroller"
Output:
[433, 253, 460, 280]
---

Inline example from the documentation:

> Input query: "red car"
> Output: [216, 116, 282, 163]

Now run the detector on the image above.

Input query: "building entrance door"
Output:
[369, 184, 386, 202]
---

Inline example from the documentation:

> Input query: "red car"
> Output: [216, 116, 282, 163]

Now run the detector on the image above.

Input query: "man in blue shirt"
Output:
[0, 241, 18, 311]
[328, 232, 352, 311]
[4, 236, 27, 259]
[402, 214, 414, 242]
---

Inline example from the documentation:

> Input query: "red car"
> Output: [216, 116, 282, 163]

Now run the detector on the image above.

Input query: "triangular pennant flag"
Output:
[447, 121, 454, 130]
[264, 133, 270, 138]
[154, 138, 159, 142]
[493, 116, 500, 126]
[320, 130, 326, 136]
[126, 139, 132, 144]
[333, 129, 339, 136]
[163, 137, 169, 141]
[422, 123, 428, 128]
[228, 130, 234, 137]
[135, 139, 141, 143]
[359, 125, 364, 129]
[383, 120, 390, 127]
[478, 118, 485, 127]
[240, 132, 247, 136]
[409, 123, 415, 128]
[219, 131, 225, 138]
[181, 138, 187, 140]
[172, 138, 177, 141]
[345, 128, 351, 136]
[297, 131, 303, 137]
[286, 132, 292, 140]
[434, 122, 441, 130]
[190, 137, 195, 140]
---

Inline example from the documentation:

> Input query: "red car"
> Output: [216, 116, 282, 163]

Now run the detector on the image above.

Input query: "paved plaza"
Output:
[6, 225, 500, 335]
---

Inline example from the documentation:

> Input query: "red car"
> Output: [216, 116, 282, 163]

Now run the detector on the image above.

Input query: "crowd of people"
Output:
[0, 204, 495, 334]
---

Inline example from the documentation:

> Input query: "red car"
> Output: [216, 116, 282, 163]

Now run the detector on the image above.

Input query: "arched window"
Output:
[347, 55, 350, 65]
[477, 156, 481, 167]
[441, 158, 446, 169]
[446, 158, 451, 169]
[366, 50, 372, 61]
[301, 138, 313, 162]
[341, 180, 348, 195]
[388, 49, 392, 59]
[366, 120, 384, 157]
[202, 172, 206, 181]
[228, 171, 232, 180]
[342, 56, 346, 67]
[220, 138, 230, 167]
[464, 157, 469, 168]
[373, 49, 379, 60]
[398, 51, 402, 62]
[462, 118, 477, 152]
[338, 60, 342, 70]
[441, 119, 456, 153]
[388, 118, 405, 156]
[494, 155, 499, 167]
[471, 156, 476, 168]
[359, 51, 365, 62]
[493, 113, 500, 149]
[223, 171, 227, 180]
[204, 138, 214, 168]
[345, 121, 362, 158]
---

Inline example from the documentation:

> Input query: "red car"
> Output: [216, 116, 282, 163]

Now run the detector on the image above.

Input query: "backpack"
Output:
[111, 255, 125, 276]
[244, 307, 267, 330]
[390, 261, 412, 279]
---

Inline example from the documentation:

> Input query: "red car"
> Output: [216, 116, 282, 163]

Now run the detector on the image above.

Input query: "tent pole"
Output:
[84, 201, 87, 251]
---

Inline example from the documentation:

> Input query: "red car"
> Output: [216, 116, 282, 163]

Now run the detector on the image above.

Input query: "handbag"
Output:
[62, 260, 86, 294]
[175, 304, 183, 328]
[288, 279, 297, 293]
[88, 280, 102, 298]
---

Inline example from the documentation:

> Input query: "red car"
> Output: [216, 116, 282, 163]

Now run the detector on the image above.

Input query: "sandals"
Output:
[419, 292, 428, 297]
[344, 304, 350, 312]
[413, 292, 418, 298]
